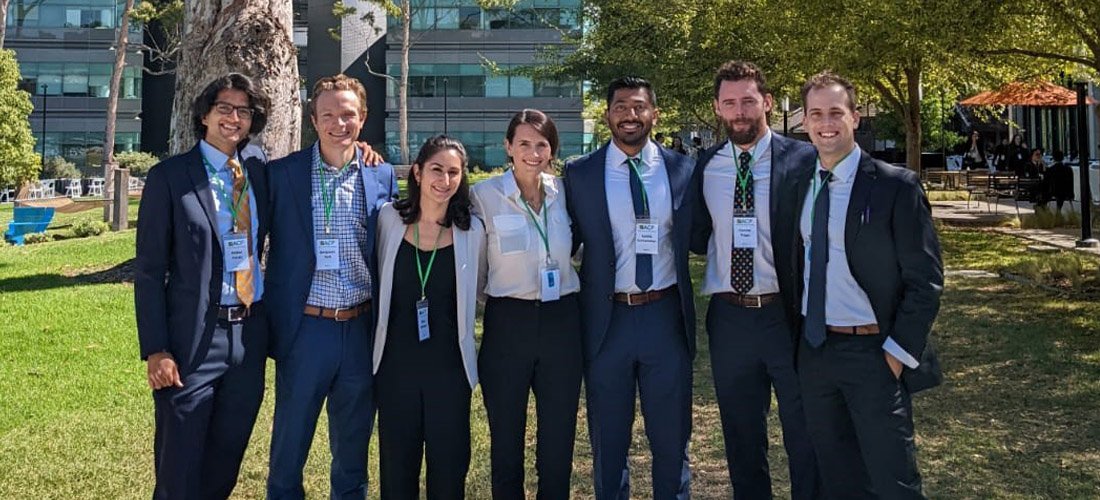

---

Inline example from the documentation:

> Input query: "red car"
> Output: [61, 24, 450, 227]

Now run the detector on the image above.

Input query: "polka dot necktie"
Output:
[730, 151, 754, 293]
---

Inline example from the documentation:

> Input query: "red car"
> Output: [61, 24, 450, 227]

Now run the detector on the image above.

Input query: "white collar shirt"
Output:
[604, 139, 677, 293]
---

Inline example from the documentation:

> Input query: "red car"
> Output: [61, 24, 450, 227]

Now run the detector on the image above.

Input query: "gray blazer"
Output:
[372, 203, 486, 388]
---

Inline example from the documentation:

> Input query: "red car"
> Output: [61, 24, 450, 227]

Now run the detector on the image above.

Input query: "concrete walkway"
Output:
[929, 198, 1100, 256]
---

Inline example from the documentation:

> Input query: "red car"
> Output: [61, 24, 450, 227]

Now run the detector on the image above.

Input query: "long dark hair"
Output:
[191, 73, 269, 139]
[395, 135, 472, 230]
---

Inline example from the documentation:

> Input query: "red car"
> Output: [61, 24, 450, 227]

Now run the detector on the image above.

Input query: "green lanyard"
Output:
[735, 150, 753, 210]
[317, 157, 355, 233]
[627, 157, 650, 216]
[202, 156, 249, 231]
[413, 222, 443, 300]
[809, 148, 856, 228]
[521, 195, 551, 262]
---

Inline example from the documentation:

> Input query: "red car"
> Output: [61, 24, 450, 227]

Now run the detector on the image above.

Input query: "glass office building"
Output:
[383, 0, 587, 167]
[8, 0, 143, 172]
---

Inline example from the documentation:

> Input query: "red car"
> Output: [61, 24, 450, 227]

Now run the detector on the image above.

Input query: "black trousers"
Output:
[376, 322, 471, 499]
[706, 297, 820, 500]
[479, 294, 584, 500]
[797, 334, 925, 500]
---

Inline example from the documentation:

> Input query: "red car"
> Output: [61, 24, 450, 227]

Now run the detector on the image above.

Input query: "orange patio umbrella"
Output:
[960, 80, 1097, 107]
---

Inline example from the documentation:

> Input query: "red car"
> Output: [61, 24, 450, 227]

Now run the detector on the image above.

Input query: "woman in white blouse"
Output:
[471, 109, 582, 500]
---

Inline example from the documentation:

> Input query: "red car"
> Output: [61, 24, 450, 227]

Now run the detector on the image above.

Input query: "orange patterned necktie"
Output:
[228, 158, 254, 307]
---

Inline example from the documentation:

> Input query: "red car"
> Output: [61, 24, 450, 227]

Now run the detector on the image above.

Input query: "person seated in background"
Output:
[1017, 148, 1046, 204]
[1042, 150, 1074, 212]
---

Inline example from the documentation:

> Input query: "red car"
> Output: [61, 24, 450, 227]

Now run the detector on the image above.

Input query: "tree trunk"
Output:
[399, 0, 410, 165]
[0, 0, 10, 49]
[169, 0, 299, 158]
[904, 67, 922, 174]
[103, 0, 134, 224]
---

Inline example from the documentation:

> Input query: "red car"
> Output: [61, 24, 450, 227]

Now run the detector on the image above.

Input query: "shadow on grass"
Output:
[0, 258, 133, 292]
[918, 277, 1100, 497]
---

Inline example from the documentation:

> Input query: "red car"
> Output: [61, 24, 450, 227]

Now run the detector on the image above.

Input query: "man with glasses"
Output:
[135, 73, 272, 499]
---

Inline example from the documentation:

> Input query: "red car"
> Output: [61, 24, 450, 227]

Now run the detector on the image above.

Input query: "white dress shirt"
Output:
[701, 130, 779, 295]
[471, 169, 580, 300]
[799, 145, 919, 368]
[604, 140, 677, 293]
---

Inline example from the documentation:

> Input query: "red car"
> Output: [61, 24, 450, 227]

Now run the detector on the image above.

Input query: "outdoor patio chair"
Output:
[964, 169, 990, 210]
[87, 178, 104, 198]
[987, 171, 1017, 213]
[65, 179, 82, 198]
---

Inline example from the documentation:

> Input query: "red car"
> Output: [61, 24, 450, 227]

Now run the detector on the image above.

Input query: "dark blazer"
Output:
[690, 134, 817, 334]
[134, 142, 269, 371]
[263, 147, 398, 360]
[795, 152, 945, 391]
[563, 143, 697, 360]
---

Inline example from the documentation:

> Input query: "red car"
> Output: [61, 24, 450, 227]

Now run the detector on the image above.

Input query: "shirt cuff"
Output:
[882, 337, 920, 369]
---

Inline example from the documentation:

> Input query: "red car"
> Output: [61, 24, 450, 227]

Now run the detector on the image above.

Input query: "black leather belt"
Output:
[715, 292, 780, 308]
[613, 286, 674, 306]
[217, 304, 255, 323]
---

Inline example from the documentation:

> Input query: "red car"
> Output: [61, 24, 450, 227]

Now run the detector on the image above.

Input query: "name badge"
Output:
[416, 298, 430, 341]
[635, 218, 659, 255]
[315, 238, 340, 270]
[540, 260, 561, 302]
[733, 216, 758, 249]
[223, 233, 250, 272]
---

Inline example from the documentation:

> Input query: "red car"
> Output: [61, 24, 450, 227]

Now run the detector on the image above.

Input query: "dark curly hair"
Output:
[394, 135, 472, 231]
[191, 73, 269, 141]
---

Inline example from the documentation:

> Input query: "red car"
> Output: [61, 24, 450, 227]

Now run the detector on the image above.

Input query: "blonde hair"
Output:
[309, 74, 368, 117]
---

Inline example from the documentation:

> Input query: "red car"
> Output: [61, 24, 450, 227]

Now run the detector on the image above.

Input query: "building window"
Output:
[9, 0, 130, 29]
[18, 60, 142, 98]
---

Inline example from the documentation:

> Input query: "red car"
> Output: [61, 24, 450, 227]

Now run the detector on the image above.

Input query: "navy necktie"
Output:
[731, 151, 754, 293]
[627, 157, 653, 291]
[805, 169, 831, 347]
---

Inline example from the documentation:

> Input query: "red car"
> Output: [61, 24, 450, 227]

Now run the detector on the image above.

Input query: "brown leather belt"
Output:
[217, 303, 256, 323]
[613, 286, 674, 306]
[304, 301, 370, 321]
[827, 324, 880, 335]
[715, 292, 780, 308]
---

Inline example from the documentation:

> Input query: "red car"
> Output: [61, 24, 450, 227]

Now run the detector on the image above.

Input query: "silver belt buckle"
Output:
[332, 306, 349, 321]
[626, 293, 641, 306]
[746, 295, 763, 308]
[226, 306, 247, 322]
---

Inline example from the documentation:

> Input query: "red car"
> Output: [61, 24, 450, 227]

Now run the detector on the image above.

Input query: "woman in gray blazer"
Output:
[373, 135, 486, 499]
[471, 110, 583, 500]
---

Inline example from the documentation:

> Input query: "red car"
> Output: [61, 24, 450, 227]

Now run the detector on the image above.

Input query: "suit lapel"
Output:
[289, 151, 315, 243]
[769, 136, 788, 233]
[582, 146, 614, 246]
[453, 226, 470, 342]
[660, 148, 689, 211]
[185, 145, 223, 248]
[845, 152, 876, 250]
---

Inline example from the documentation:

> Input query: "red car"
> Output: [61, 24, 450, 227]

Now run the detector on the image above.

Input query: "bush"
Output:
[115, 151, 159, 177]
[1047, 254, 1083, 287]
[40, 156, 80, 179]
[22, 232, 52, 244]
[71, 219, 110, 238]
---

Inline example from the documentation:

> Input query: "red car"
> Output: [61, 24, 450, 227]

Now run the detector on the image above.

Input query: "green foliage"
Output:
[71, 220, 111, 238]
[0, 50, 41, 188]
[115, 151, 160, 177]
[874, 97, 967, 151]
[21, 232, 52, 244]
[40, 156, 80, 179]
[1021, 206, 1081, 229]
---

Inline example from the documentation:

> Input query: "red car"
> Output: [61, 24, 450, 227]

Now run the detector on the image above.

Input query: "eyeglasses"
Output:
[213, 101, 254, 120]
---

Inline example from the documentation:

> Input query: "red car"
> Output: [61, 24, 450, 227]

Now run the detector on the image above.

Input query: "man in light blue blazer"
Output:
[563, 76, 696, 500]
[263, 74, 398, 499]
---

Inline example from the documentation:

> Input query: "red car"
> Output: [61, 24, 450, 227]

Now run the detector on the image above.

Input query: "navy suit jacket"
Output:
[263, 147, 398, 360]
[134, 142, 269, 372]
[794, 152, 945, 391]
[690, 134, 817, 334]
[563, 143, 697, 360]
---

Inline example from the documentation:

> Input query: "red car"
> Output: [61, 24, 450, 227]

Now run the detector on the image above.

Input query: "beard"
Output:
[724, 117, 762, 146]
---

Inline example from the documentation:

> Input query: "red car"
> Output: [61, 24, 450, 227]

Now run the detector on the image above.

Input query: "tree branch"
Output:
[982, 48, 1094, 70]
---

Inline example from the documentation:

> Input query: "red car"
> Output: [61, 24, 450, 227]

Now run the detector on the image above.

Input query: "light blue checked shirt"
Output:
[305, 143, 371, 308]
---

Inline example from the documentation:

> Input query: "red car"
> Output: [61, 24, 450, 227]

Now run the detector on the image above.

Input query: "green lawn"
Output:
[0, 226, 1097, 498]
